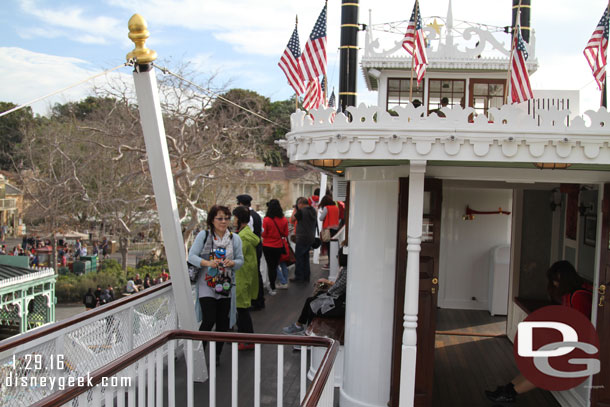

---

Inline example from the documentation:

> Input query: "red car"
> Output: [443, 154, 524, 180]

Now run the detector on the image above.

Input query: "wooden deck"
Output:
[433, 309, 560, 407]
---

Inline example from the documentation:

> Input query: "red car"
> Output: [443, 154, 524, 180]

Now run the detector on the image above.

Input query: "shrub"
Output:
[54, 259, 168, 304]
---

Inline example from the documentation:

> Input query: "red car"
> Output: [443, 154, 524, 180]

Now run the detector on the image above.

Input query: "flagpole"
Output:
[600, 0, 610, 107]
[294, 14, 296, 112]
[504, 0, 523, 105]
[409, 0, 419, 102]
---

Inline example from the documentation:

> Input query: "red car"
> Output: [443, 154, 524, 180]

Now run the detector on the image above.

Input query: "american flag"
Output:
[328, 89, 336, 123]
[303, 78, 322, 110]
[278, 25, 305, 95]
[510, 28, 534, 103]
[584, 6, 609, 91]
[328, 89, 336, 108]
[300, 4, 327, 81]
[402, 0, 428, 83]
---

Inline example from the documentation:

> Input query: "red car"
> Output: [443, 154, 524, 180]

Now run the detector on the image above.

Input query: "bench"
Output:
[306, 316, 345, 387]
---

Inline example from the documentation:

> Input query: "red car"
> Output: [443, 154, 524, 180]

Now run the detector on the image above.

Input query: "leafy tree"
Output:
[0, 101, 36, 170]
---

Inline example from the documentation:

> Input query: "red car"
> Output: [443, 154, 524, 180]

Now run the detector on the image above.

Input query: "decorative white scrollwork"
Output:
[285, 104, 610, 166]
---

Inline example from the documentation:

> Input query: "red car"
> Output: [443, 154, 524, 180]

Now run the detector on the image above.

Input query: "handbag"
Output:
[279, 239, 296, 266]
[320, 228, 331, 242]
[311, 222, 322, 249]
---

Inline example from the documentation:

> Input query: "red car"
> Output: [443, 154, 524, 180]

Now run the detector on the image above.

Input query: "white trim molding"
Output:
[282, 104, 610, 167]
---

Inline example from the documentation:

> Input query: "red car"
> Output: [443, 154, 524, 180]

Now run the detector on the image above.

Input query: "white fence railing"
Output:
[0, 283, 177, 406]
[29, 331, 338, 407]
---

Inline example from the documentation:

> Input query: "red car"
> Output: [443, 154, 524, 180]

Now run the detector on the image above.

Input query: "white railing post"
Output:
[255, 343, 261, 407]
[138, 360, 145, 407]
[300, 346, 307, 402]
[210, 341, 216, 407]
[277, 345, 284, 407]
[168, 340, 176, 407]
[156, 347, 163, 406]
[127, 364, 136, 406]
[232, 342, 238, 407]
[399, 160, 427, 407]
[127, 304, 134, 351]
[187, 340, 194, 407]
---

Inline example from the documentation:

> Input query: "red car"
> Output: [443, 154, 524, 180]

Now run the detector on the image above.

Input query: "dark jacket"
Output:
[295, 206, 317, 246]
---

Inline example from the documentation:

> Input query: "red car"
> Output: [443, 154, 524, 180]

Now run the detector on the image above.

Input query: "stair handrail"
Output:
[30, 329, 340, 407]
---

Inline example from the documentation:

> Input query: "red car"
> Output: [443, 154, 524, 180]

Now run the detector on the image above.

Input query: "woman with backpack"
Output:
[261, 199, 290, 294]
[188, 205, 244, 366]
[232, 205, 260, 350]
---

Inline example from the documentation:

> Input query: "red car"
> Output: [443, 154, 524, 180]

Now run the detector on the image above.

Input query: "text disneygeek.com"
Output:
[4, 372, 132, 390]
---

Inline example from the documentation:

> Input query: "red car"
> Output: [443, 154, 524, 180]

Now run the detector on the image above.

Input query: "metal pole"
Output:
[339, 0, 359, 110]
[504, 0, 523, 105]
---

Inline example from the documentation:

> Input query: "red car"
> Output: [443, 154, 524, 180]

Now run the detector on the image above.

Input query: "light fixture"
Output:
[550, 188, 562, 212]
[308, 159, 343, 168]
[534, 163, 572, 170]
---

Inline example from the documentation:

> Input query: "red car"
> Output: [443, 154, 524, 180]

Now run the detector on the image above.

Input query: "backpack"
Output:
[84, 294, 95, 307]
[188, 230, 209, 282]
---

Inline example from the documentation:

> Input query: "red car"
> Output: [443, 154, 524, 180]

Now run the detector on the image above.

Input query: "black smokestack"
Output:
[512, 0, 531, 43]
[339, 0, 359, 110]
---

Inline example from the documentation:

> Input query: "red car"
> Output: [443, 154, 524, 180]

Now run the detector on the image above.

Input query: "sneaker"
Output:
[238, 343, 255, 351]
[267, 288, 277, 296]
[282, 323, 305, 334]
[484, 384, 517, 403]
[276, 283, 289, 289]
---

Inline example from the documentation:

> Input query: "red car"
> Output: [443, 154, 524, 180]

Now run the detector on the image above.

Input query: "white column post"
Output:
[340, 167, 399, 407]
[128, 14, 206, 382]
[314, 173, 328, 264]
[399, 160, 427, 407]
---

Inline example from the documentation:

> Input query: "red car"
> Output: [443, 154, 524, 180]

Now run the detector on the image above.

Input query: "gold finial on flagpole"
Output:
[126, 14, 157, 64]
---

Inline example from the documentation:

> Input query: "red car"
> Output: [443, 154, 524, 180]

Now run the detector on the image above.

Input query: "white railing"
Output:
[30, 331, 339, 407]
[0, 282, 177, 406]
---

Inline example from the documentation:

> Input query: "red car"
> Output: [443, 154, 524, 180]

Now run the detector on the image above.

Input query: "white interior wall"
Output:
[438, 186, 513, 310]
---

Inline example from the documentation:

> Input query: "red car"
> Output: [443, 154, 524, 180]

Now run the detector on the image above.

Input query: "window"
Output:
[386, 78, 425, 110]
[258, 184, 270, 197]
[469, 79, 506, 117]
[427, 79, 466, 112]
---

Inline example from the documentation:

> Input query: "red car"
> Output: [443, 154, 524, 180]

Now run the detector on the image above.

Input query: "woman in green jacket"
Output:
[232, 205, 260, 350]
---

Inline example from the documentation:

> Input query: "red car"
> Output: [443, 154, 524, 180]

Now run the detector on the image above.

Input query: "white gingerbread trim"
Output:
[282, 104, 610, 166]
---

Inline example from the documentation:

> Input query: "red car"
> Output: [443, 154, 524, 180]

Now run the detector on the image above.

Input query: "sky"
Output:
[0, 0, 608, 116]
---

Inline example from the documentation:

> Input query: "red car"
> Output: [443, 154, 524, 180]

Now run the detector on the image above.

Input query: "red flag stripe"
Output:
[278, 57, 305, 95]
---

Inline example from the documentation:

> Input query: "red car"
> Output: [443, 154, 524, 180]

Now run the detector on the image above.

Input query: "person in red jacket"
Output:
[318, 195, 340, 269]
[262, 199, 289, 294]
[485, 260, 592, 403]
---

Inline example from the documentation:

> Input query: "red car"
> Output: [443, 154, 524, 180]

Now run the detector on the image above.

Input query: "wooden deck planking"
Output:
[433, 308, 560, 407]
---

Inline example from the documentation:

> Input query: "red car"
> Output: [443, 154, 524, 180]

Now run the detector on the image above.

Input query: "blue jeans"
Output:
[294, 242, 311, 281]
[277, 262, 289, 284]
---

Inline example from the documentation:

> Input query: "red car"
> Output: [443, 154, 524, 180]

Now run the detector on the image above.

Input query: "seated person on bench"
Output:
[485, 260, 593, 403]
[282, 267, 347, 334]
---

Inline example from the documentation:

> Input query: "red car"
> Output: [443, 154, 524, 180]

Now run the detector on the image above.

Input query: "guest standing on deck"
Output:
[232, 206, 260, 350]
[188, 205, 244, 366]
[291, 197, 317, 283]
[262, 199, 289, 294]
